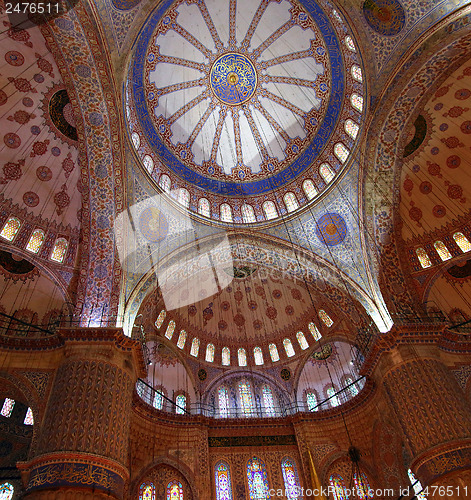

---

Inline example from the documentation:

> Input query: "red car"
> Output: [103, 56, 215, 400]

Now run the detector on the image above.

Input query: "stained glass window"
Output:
[215, 461, 233, 500]
[334, 143, 349, 164]
[351, 93, 364, 113]
[319, 309, 333, 327]
[434, 241, 452, 261]
[345, 36, 356, 52]
[131, 131, 140, 149]
[26, 229, 45, 254]
[308, 322, 322, 340]
[283, 338, 295, 357]
[206, 343, 215, 362]
[247, 457, 270, 500]
[330, 475, 348, 500]
[218, 386, 230, 418]
[242, 204, 256, 223]
[303, 179, 318, 200]
[178, 188, 190, 208]
[269, 343, 280, 362]
[284, 192, 299, 212]
[262, 385, 276, 417]
[345, 119, 359, 139]
[0, 217, 21, 242]
[353, 472, 372, 499]
[281, 457, 301, 500]
[0, 483, 14, 500]
[344, 377, 359, 397]
[159, 174, 171, 192]
[1, 398, 14, 418]
[177, 330, 187, 349]
[239, 381, 254, 416]
[238, 348, 247, 366]
[153, 389, 164, 410]
[296, 331, 309, 350]
[327, 387, 340, 407]
[165, 320, 175, 339]
[50, 237, 68, 263]
[263, 201, 278, 220]
[453, 232, 471, 252]
[408, 469, 426, 500]
[222, 347, 231, 366]
[351, 65, 363, 82]
[24, 407, 33, 425]
[190, 337, 200, 357]
[220, 204, 233, 222]
[320, 163, 334, 183]
[198, 198, 210, 217]
[175, 395, 186, 415]
[167, 480, 183, 500]
[143, 155, 154, 172]
[254, 346, 264, 365]
[306, 392, 318, 412]
[155, 310, 166, 329]
[416, 248, 432, 269]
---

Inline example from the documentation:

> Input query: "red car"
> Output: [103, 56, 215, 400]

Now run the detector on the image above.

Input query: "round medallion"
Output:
[316, 213, 347, 246]
[210, 53, 257, 105]
[280, 368, 291, 381]
[139, 207, 168, 243]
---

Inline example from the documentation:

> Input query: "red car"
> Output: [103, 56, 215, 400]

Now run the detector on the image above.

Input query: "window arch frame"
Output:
[263, 201, 278, 220]
[166, 479, 184, 500]
[281, 456, 302, 500]
[215, 460, 233, 500]
[246, 456, 270, 500]
[198, 198, 210, 217]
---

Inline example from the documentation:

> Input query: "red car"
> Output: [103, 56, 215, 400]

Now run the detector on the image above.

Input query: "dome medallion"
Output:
[127, 0, 365, 223]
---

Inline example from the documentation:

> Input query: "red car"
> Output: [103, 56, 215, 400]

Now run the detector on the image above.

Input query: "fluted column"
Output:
[18, 328, 146, 499]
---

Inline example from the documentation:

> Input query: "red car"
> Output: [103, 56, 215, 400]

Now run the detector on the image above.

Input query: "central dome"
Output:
[127, 0, 365, 223]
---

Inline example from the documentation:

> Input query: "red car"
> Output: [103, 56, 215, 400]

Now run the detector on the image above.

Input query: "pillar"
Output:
[18, 328, 146, 499]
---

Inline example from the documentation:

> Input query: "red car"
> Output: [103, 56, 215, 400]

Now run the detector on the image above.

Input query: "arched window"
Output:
[220, 204, 233, 222]
[320, 163, 334, 183]
[327, 386, 340, 407]
[345, 36, 356, 52]
[222, 347, 230, 366]
[269, 343, 279, 362]
[131, 131, 140, 149]
[284, 192, 299, 212]
[26, 229, 45, 254]
[454, 232, 471, 252]
[329, 474, 348, 500]
[198, 198, 210, 217]
[1, 398, 14, 418]
[155, 310, 166, 329]
[308, 322, 322, 340]
[334, 143, 349, 164]
[175, 394, 186, 415]
[238, 348, 247, 366]
[296, 331, 309, 350]
[190, 338, 200, 357]
[167, 480, 183, 500]
[407, 469, 426, 500]
[262, 385, 275, 417]
[351, 94, 363, 113]
[218, 386, 230, 418]
[242, 204, 256, 223]
[351, 65, 363, 82]
[178, 188, 190, 208]
[159, 174, 171, 192]
[0, 217, 21, 242]
[143, 155, 154, 172]
[139, 482, 155, 500]
[215, 461, 233, 500]
[177, 330, 187, 349]
[416, 248, 432, 268]
[50, 237, 68, 263]
[254, 346, 264, 365]
[247, 457, 270, 500]
[344, 377, 359, 397]
[345, 119, 359, 139]
[153, 388, 165, 410]
[283, 338, 295, 357]
[281, 457, 301, 500]
[206, 343, 215, 362]
[263, 201, 278, 220]
[24, 407, 33, 425]
[0, 483, 14, 500]
[165, 320, 175, 339]
[239, 381, 254, 416]
[319, 309, 333, 327]
[306, 392, 318, 412]
[353, 472, 373, 499]
[303, 179, 318, 200]
[434, 241, 452, 261]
